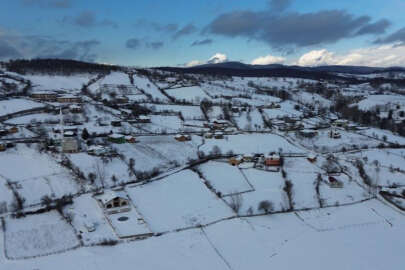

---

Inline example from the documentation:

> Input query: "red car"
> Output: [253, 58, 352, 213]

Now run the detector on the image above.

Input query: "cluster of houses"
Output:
[31, 91, 82, 103]
[228, 153, 282, 169]
[0, 126, 18, 137]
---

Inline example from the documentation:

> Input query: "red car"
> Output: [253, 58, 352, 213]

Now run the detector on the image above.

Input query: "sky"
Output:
[1, 0, 405, 67]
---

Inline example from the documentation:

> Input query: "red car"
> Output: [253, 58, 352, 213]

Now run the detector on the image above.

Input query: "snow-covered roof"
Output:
[109, 133, 124, 139]
[138, 115, 150, 120]
[265, 154, 280, 159]
[97, 191, 127, 205]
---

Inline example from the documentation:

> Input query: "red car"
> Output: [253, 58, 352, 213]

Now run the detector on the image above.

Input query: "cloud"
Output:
[251, 54, 285, 65]
[126, 38, 142, 49]
[172, 24, 197, 40]
[21, 0, 73, 8]
[61, 10, 118, 28]
[268, 0, 291, 12]
[126, 39, 164, 50]
[134, 20, 178, 33]
[191, 39, 213, 46]
[146, 41, 164, 50]
[374, 27, 405, 44]
[296, 49, 336, 66]
[185, 53, 228, 67]
[205, 9, 391, 49]
[296, 43, 405, 67]
[74, 11, 96, 27]
[0, 41, 22, 59]
[186, 60, 203, 67]
[356, 19, 391, 35]
[207, 53, 228, 64]
[37, 39, 101, 62]
[0, 30, 100, 62]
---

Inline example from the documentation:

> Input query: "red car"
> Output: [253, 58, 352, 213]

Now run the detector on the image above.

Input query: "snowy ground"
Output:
[0, 98, 44, 116]
[4, 211, 79, 259]
[197, 161, 253, 196]
[126, 170, 234, 232]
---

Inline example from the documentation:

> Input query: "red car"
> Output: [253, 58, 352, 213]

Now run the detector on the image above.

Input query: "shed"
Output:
[264, 154, 281, 166]
[229, 155, 243, 166]
[175, 134, 191, 142]
[108, 134, 126, 144]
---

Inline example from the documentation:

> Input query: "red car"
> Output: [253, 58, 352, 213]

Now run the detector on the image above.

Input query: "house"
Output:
[329, 129, 341, 139]
[264, 154, 281, 166]
[7, 126, 18, 134]
[125, 135, 136, 143]
[175, 134, 191, 142]
[214, 132, 224, 139]
[69, 104, 82, 113]
[120, 109, 133, 118]
[111, 121, 122, 127]
[62, 138, 79, 153]
[115, 95, 129, 104]
[299, 129, 318, 138]
[31, 91, 58, 101]
[269, 102, 281, 109]
[63, 131, 76, 137]
[328, 176, 343, 188]
[87, 145, 110, 156]
[108, 134, 126, 144]
[97, 191, 131, 215]
[345, 124, 358, 131]
[0, 129, 8, 137]
[204, 133, 213, 139]
[132, 115, 151, 123]
[229, 155, 243, 166]
[57, 94, 82, 103]
[211, 119, 228, 130]
[334, 119, 348, 127]
[242, 153, 254, 162]
[307, 153, 317, 163]
[0, 143, 6, 152]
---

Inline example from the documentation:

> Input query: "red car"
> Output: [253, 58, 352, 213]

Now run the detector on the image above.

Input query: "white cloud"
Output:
[251, 54, 285, 65]
[296, 49, 336, 66]
[296, 43, 405, 67]
[207, 53, 228, 64]
[185, 60, 203, 67]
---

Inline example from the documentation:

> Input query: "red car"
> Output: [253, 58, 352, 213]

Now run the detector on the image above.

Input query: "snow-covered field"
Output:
[0, 98, 43, 116]
[198, 161, 253, 196]
[4, 211, 80, 259]
[1, 68, 405, 270]
[165, 86, 211, 103]
[201, 133, 305, 155]
[126, 170, 234, 232]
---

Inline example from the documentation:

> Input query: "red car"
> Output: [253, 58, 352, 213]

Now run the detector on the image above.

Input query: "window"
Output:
[114, 201, 120, 207]
[121, 201, 127, 206]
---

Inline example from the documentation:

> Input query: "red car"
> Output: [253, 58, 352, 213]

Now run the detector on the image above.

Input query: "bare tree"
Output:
[93, 160, 106, 189]
[229, 193, 243, 214]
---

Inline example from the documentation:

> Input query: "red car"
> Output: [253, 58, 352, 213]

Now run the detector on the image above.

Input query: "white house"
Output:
[97, 191, 131, 214]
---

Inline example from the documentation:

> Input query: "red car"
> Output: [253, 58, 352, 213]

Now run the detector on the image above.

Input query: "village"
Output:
[0, 65, 405, 269]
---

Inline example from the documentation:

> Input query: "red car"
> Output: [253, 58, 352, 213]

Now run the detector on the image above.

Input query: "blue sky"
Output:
[1, 0, 405, 67]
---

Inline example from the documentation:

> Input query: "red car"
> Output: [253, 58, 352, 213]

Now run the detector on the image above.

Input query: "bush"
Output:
[258, 200, 273, 213]
[99, 239, 118, 246]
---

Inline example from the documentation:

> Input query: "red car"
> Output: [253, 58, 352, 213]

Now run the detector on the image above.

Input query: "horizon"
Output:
[1, 0, 405, 67]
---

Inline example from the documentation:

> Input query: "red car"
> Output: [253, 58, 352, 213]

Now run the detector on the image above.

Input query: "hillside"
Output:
[0, 59, 405, 269]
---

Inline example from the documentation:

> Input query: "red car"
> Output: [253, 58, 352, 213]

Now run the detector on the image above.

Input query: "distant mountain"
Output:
[188, 62, 405, 75]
